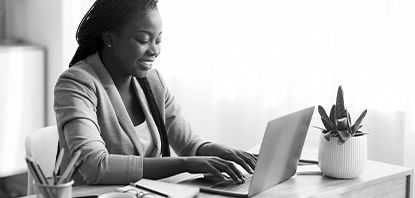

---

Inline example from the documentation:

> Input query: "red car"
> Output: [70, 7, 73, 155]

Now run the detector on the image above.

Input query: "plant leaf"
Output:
[318, 105, 330, 121]
[346, 109, 352, 128]
[346, 111, 352, 133]
[329, 105, 336, 127]
[312, 125, 329, 133]
[335, 86, 347, 119]
[337, 136, 346, 145]
[352, 109, 367, 133]
[318, 105, 335, 130]
[352, 125, 363, 134]
[321, 118, 334, 132]
[337, 117, 348, 131]
[338, 130, 351, 142]
[324, 132, 331, 141]
[354, 133, 369, 137]
[354, 131, 368, 136]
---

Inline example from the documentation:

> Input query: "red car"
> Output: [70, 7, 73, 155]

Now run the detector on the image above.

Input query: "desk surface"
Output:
[23, 160, 413, 198]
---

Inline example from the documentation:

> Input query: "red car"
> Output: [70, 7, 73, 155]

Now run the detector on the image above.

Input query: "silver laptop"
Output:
[181, 106, 315, 197]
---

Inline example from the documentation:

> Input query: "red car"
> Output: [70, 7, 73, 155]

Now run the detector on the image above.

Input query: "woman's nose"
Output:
[148, 42, 160, 56]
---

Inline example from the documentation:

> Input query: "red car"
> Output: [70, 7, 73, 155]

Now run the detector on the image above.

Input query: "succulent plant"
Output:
[315, 86, 368, 144]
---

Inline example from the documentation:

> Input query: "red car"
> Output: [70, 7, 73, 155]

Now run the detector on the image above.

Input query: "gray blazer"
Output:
[54, 53, 206, 185]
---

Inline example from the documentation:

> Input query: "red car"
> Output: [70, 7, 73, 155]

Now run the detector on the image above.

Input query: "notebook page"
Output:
[158, 172, 204, 183]
[118, 179, 199, 198]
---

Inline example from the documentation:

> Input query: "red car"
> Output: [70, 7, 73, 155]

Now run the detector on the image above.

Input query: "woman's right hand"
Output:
[183, 156, 245, 184]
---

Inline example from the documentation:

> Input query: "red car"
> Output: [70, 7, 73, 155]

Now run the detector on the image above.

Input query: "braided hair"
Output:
[69, 0, 158, 67]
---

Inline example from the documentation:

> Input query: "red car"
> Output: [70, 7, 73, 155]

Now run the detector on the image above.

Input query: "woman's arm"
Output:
[62, 119, 143, 184]
[143, 156, 246, 183]
[55, 68, 144, 184]
[142, 157, 186, 179]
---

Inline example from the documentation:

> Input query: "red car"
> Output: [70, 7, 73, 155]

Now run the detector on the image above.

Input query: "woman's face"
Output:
[109, 8, 162, 78]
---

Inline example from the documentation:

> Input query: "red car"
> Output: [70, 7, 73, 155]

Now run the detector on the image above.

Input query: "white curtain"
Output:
[157, 0, 415, 170]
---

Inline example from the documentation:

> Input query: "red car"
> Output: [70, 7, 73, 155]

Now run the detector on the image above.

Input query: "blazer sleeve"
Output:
[154, 70, 209, 156]
[54, 67, 143, 184]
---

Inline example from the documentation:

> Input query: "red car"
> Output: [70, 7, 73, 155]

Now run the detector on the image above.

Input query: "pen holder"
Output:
[35, 177, 74, 198]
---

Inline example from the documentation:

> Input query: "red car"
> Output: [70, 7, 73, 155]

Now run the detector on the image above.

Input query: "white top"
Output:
[134, 120, 155, 156]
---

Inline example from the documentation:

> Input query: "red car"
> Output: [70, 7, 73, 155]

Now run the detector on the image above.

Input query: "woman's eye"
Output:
[136, 39, 149, 44]
[155, 39, 162, 44]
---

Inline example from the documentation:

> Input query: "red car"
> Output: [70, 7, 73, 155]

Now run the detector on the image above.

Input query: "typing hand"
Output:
[184, 156, 245, 184]
[196, 143, 257, 176]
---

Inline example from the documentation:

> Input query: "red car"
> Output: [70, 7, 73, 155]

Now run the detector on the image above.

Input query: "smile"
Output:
[138, 59, 154, 68]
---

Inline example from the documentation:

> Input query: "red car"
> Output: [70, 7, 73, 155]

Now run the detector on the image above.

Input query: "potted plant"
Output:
[315, 85, 368, 178]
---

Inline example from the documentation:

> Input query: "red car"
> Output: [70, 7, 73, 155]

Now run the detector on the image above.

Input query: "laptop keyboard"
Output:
[211, 174, 252, 191]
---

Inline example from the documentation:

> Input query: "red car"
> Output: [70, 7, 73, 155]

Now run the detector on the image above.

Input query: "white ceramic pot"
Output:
[318, 134, 367, 178]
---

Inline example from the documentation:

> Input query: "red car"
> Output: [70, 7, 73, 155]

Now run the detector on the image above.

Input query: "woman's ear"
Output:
[101, 31, 113, 48]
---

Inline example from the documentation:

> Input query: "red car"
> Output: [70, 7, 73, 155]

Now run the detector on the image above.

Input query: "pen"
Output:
[26, 156, 49, 185]
[34, 163, 49, 185]
[65, 158, 84, 183]
[58, 150, 81, 184]
[25, 158, 43, 184]
[129, 182, 169, 197]
[25, 158, 54, 198]
[54, 148, 65, 184]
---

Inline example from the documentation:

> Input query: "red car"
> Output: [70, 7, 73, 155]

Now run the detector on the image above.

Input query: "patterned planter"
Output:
[318, 134, 367, 178]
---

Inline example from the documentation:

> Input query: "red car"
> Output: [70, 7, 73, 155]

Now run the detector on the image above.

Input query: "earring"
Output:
[107, 43, 112, 48]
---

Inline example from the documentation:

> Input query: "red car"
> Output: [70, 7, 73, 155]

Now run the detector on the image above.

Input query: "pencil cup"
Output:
[35, 177, 74, 198]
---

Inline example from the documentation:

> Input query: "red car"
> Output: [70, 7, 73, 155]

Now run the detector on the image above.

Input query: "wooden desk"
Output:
[23, 160, 413, 198]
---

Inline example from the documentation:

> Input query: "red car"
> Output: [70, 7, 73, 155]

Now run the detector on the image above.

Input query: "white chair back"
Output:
[24, 126, 58, 195]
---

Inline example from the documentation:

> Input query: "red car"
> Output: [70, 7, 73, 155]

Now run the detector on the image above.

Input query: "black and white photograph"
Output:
[0, 0, 414, 197]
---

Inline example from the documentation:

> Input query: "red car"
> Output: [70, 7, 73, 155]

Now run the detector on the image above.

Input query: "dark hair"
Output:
[69, 0, 158, 67]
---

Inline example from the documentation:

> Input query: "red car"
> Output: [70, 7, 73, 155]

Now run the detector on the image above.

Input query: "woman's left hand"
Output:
[196, 143, 257, 174]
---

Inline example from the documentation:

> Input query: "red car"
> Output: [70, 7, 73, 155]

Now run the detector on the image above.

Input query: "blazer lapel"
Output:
[146, 72, 165, 120]
[132, 77, 162, 156]
[86, 53, 144, 155]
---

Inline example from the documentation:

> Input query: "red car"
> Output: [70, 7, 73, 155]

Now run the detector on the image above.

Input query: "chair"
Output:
[24, 126, 59, 195]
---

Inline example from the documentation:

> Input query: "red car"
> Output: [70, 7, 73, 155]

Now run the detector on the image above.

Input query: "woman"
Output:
[54, 0, 256, 185]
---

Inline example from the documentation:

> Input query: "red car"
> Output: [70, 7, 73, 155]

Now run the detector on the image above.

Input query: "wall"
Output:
[157, 0, 415, 179]
[62, 0, 96, 85]
[0, 0, 5, 38]
[6, 0, 94, 125]
[6, 0, 64, 125]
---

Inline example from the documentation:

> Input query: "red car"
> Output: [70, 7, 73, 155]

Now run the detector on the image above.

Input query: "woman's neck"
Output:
[99, 50, 132, 93]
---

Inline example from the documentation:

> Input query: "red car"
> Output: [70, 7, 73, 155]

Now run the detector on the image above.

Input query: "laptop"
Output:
[181, 106, 315, 197]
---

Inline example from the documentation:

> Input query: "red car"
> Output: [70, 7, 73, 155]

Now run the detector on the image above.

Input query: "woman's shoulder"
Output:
[146, 69, 167, 90]
[61, 60, 97, 79]
[55, 61, 99, 90]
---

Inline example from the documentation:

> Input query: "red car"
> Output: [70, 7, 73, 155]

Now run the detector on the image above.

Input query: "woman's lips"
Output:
[138, 59, 154, 69]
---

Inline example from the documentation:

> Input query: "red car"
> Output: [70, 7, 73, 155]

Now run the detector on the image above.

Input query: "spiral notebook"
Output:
[117, 178, 199, 198]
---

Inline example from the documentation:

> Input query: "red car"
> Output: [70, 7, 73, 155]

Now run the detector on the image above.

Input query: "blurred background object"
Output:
[0, 0, 93, 195]
[1, 1, 46, 197]
[0, 43, 45, 197]
[0, 0, 6, 39]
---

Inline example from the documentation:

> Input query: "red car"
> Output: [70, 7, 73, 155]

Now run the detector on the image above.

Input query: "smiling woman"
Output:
[100, 7, 162, 79]
[55, 0, 257, 185]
